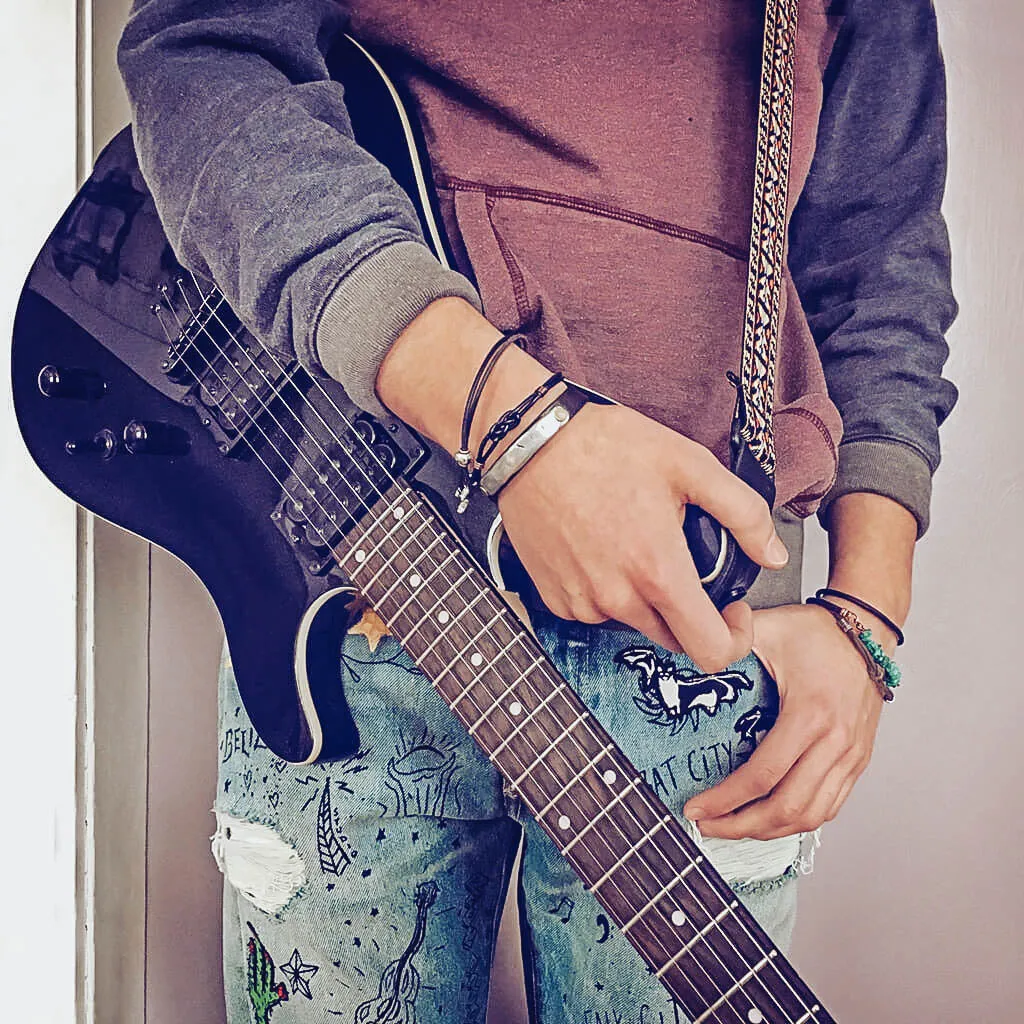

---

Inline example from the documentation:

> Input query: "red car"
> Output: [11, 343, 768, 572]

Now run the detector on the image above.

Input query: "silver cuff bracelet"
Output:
[479, 382, 598, 498]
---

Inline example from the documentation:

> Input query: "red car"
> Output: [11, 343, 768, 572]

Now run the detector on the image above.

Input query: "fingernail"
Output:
[685, 805, 704, 820]
[766, 534, 789, 567]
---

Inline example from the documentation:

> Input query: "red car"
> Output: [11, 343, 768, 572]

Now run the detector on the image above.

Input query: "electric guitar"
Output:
[11, 33, 834, 1023]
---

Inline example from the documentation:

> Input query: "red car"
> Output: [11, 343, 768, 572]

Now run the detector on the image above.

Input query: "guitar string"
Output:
[173, 281, 382, 543]
[344, 509, 807, 1024]
[156, 293, 748, 1005]
[154, 293, 358, 555]
[167, 284, 815, 1023]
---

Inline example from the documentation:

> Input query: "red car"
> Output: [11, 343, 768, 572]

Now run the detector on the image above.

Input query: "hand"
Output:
[496, 401, 789, 671]
[377, 298, 789, 673]
[682, 602, 888, 838]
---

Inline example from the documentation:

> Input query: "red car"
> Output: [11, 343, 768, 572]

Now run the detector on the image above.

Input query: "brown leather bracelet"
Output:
[806, 596, 896, 702]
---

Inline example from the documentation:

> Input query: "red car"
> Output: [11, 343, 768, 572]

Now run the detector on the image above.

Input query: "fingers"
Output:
[622, 513, 751, 670]
[682, 704, 810, 824]
[825, 773, 859, 823]
[673, 442, 788, 569]
[695, 739, 857, 840]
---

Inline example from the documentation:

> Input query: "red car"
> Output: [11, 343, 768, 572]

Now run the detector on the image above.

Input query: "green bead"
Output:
[858, 630, 900, 689]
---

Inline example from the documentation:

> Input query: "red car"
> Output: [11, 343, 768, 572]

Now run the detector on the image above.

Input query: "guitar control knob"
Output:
[123, 420, 191, 456]
[65, 429, 117, 459]
[38, 365, 107, 400]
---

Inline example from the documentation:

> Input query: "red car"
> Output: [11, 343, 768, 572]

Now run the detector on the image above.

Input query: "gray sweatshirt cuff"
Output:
[314, 240, 482, 417]
[817, 439, 934, 538]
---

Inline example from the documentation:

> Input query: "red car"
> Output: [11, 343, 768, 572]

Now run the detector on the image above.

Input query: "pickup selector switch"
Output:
[38, 365, 107, 400]
[123, 420, 191, 456]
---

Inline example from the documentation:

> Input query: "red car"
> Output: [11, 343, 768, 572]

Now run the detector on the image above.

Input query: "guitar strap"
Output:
[736, 0, 799, 482]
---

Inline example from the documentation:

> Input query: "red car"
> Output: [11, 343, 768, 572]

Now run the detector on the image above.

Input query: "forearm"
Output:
[824, 491, 917, 649]
[118, 1, 478, 415]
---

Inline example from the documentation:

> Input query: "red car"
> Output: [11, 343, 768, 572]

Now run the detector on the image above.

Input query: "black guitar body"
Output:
[11, 43, 499, 764]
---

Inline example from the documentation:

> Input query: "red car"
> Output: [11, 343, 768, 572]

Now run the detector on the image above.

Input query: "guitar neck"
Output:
[335, 481, 832, 1024]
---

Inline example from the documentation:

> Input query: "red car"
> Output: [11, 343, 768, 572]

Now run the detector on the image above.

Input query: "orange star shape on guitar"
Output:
[347, 605, 391, 653]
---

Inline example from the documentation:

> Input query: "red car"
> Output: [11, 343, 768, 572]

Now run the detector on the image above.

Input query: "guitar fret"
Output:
[793, 1006, 822, 1023]
[536, 742, 617, 819]
[508, 709, 589, 790]
[489, 683, 569, 760]
[467, 655, 547, 736]
[449, 633, 523, 708]
[342, 492, 415, 569]
[396, 557, 466, 626]
[561, 777, 643, 854]
[411, 584, 486, 658]
[428, 609, 505, 684]
[690, 953, 775, 1024]
[656, 902, 737, 980]
[620, 864, 698, 936]
[372, 519, 438, 594]
[356, 504, 423, 584]
[590, 815, 673, 893]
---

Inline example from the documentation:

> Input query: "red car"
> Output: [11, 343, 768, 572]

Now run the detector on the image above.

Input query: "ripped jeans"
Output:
[213, 605, 809, 1024]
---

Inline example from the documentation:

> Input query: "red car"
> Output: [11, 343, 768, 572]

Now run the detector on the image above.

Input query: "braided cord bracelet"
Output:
[805, 596, 901, 702]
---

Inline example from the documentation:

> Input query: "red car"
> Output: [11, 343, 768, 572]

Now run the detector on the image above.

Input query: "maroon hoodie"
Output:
[348, 0, 844, 512]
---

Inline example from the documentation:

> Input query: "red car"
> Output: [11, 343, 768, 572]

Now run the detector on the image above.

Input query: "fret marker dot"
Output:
[354, 550, 366, 563]
[602, 769, 617, 786]
[437, 611, 450, 624]
[408, 573, 422, 588]
[671, 910, 686, 927]
[557, 815, 571, 830]
[747, 1011, 764, 1024]
[393, 506, 406, 520]
[509, 701, 523, 717]
[470, 653, 483, 667]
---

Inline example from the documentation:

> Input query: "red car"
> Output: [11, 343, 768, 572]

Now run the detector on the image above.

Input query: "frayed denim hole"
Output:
[730, 864, 798, 897]
[211, 810, 308, 919]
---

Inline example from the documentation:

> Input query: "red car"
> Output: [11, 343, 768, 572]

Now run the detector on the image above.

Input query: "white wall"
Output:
[792, 7, 1024, 1020]
[4, 2, 1021, 1022]
[0, 4, 81, 1023]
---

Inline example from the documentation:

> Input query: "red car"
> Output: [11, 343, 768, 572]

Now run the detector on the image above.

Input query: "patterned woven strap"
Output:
[738, 0, 799, 476]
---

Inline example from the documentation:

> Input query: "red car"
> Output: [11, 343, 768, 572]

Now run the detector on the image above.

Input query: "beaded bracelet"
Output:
[805, 596, 900, 702]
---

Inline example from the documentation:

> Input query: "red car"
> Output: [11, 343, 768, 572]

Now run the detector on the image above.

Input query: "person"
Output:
[118, 1, 957, 1021]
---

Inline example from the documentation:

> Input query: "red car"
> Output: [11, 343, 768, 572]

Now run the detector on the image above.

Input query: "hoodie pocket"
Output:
[438, 180, 841, 515]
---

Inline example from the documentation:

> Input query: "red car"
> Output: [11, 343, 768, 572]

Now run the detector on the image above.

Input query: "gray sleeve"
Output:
[789, 0, 959, 536]
[117, 0, 480, 417]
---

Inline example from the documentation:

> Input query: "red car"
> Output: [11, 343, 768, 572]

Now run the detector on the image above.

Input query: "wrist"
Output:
[375, 297, 552, 454]
[825, 492, 915, 649]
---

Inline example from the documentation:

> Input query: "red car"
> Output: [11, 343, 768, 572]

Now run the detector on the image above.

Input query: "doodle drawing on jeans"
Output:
[245, 923, 289, 1024]
[615, 646, 753, 734]
[354, 880, 439, 1024]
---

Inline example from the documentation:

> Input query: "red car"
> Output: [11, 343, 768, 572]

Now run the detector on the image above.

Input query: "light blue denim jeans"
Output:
[213, 605, 799, 1024]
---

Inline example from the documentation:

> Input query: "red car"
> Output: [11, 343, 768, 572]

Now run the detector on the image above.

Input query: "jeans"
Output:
[213, 605, 803, 1024]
